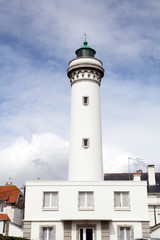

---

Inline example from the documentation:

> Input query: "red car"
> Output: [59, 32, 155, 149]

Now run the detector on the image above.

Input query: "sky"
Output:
[0, 0, 160, 187]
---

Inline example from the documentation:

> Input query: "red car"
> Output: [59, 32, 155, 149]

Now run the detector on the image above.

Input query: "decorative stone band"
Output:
[67, 65, 104, 86]
[141, 221, 150, 238]
[68, 68, 102, 85]
[23, 221, 31, 239]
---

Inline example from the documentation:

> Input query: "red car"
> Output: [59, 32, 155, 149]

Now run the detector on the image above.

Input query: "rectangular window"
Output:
[82, 138, 90, 148]
[78, 192, 94, 210]
[41, 227, 54, 240]
[79, 228, 94, 240]
[0, 202, 3, 212]
[118, 226, 133, 240]
[114, 192, 130, 209]
[83, 96, 89, 106]
[43, 192, 58, 210]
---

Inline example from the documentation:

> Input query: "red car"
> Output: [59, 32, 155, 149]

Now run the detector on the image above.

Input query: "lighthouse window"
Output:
[82, 138, 89, 148]
[83, 96, 89, 106]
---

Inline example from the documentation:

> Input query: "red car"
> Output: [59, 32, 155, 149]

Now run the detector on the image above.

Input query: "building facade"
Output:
[105, 165, 160, 238]
[0, 183, 23, 237]
[23, 42, 150, 240]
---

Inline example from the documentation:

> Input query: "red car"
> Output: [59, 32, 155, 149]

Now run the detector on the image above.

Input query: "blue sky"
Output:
[0, 0, 160, 187]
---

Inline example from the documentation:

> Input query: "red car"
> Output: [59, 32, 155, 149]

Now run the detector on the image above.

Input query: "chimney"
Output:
[133, 172, 141, 181]
[148, 165, 156, 185]
[5, 181, 13, 186]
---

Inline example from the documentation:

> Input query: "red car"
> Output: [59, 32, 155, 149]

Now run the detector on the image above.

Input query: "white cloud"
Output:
[0, 133, 69, 187]
[0, 0, 160, 187]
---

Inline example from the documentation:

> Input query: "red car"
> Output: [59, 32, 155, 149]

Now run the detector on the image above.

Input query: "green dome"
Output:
[75, 41, 96, 58]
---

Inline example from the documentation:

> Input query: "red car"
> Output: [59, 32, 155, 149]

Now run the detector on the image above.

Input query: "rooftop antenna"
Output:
[128, 157, 143, 180]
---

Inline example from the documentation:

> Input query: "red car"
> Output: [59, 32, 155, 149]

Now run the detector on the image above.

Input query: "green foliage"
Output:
[0, 236, 29, 240]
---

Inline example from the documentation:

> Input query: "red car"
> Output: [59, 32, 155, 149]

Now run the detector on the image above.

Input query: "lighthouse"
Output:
[24, 41, 151, 240]
[67, 41, 104, 181]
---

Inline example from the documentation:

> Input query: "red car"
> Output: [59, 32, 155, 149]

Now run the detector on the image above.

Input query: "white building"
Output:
[105, 165, 160, 238]
[23, 41, 150, 240]
[0, 183, 23, 237]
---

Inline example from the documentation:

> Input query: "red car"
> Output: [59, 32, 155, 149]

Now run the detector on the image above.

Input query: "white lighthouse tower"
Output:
[67, 40, 104, 181]
[24, 41, 151, 240]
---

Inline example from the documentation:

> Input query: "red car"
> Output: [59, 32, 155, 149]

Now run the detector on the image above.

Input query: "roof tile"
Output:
[0, 214, 10, 220]
[0, 185, 21, 203]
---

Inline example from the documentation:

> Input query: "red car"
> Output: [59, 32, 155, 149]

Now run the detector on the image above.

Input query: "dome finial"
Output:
[83, 33, 88, 46]
[84, 33, 87, 42]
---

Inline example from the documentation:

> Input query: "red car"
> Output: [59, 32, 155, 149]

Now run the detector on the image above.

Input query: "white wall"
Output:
[24, 180, 149, 222]
[31, 222, 63, 240]
[109, 222, 143, 239]
[151, 227, 160, 238]
[4, 205, 22, 226]
[8, 222, 23, 237]
[0, 221, 4, 235]
[148, 194, 160, 227]
[69, 80, 103, 181]
[24, 180, 149, 239]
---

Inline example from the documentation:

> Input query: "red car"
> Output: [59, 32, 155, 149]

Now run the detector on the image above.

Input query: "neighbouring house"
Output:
[0, 183, 24, 237]
[104, 164, 160, 238]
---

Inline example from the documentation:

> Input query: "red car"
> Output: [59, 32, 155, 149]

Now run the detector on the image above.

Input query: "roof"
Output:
[151, 223, 160, 233]
[0, 185, 21, 203]
[0, 213, 10, 221]
[104, 172, 160, 193]
[75, 41, 96, 57]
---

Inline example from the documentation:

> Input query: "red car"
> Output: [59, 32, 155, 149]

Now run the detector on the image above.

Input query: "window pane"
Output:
[83, 96, 89, 105]
[115, 192, 121, 207]
[80, 228, 83, 240]
[122, 192, 129, 207]
[87, 192, 93, 207]
[42, 228, 47, 240]
[44, 193, 50, 207]
[86, 229, 93, 240]
[83, 139, 89, 147]
[126, 227, 131, 240]
[48, 227, 53, 240]
[0, 203, 3, 212]
[120, 227, 124, 240]
[51, 192, 58, 207]
[79, 193, 85, 207]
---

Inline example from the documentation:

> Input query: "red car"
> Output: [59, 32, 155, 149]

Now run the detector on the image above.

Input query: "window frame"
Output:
[40, 225, 55, 240]
[82, 138, 90, 149]
[117, 225, 134, 240]
[82, 96, 89, 106]
[79, 227, 94, 240]
[0, 202, 3, 212]
[76, 224, 96, 240]
[114, 191, 130, 210]
[78, 191, 94, 211]
[43, 192, 59, 211]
